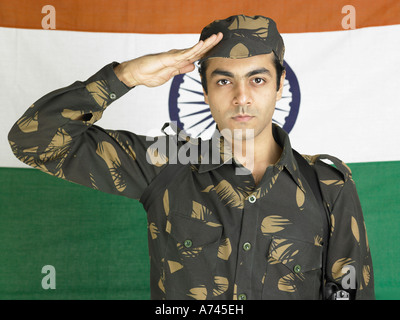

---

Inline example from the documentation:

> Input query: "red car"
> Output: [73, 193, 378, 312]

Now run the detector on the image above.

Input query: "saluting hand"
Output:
[114, 33, 223, 88]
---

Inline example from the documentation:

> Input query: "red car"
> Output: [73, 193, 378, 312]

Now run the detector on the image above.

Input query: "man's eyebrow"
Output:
[245, 68, 272, 78]
[210, 68, 272, 78]
[210, 69, 234, 78]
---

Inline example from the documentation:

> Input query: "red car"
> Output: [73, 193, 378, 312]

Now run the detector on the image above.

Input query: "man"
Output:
[8, 15, 374, 300]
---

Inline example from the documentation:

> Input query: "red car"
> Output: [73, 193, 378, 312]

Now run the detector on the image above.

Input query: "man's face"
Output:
[203, 53, 285, 142]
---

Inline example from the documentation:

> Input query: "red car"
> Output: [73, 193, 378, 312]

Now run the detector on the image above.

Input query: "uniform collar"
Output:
[197, 123, 306, 192]
[271, 124, 306, 192]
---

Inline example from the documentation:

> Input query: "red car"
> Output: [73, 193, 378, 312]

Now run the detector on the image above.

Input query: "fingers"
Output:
[179, 63, 196, 75]
[171, 63, 196, 77]
[195, 32, 223, 60]
[180, 32, 223, 63]
[203, 32, 223, 51]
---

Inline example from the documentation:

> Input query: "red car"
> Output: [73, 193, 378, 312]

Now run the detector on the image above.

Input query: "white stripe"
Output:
[1, 25, 400, 168]
[284, 25, 400, 163]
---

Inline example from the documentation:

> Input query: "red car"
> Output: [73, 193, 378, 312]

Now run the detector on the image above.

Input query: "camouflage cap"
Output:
[199, 15, 285, 66]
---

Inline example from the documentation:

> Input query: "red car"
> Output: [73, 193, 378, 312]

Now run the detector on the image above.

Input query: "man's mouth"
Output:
[232, 114, 254, 122]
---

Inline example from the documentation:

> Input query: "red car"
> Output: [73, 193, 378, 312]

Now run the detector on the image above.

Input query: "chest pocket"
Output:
[163, 212, 223, 299]
[262, 236, 323, 300]
[169, 212, 223, 253]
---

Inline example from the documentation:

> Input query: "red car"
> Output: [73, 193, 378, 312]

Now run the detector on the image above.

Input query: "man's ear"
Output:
[200, 75, 209, 104]
[276, 70, 286, 101]
[203, 91, 209, 104]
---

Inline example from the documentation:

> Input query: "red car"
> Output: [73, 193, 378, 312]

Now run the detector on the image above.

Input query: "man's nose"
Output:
[233, 82, 252, 106]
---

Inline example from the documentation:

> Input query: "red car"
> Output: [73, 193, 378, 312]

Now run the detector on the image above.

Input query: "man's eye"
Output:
[217, 79, 230, 85]
[252, 78, 265, 84]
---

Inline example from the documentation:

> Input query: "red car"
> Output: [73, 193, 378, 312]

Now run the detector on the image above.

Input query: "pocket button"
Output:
[184, 239, 193, 248]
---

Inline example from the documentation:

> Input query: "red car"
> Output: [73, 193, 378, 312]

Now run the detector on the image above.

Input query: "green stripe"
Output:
[349, 161, 400, 300]
[0, 161, 399, 299]
[0, 167, 149, 300]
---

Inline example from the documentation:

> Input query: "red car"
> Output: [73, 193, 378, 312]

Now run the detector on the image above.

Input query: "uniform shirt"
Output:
[8, 62, 374, 300]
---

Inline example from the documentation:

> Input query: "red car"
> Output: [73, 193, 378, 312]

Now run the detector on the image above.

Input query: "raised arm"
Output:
[8, 34, 223, 200]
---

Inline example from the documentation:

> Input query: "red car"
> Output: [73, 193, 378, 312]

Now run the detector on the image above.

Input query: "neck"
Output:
[229, 124, 282, 184]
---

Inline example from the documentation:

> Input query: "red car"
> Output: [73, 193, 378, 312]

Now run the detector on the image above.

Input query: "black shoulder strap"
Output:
[292, 150, 330, 232]
[293, 149, 330, 299]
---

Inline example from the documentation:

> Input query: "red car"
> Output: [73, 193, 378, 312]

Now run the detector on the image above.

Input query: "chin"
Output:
[219, 127, 257, 141]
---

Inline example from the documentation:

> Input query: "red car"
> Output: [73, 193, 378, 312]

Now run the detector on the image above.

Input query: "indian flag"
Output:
[0, 0, 399, 300]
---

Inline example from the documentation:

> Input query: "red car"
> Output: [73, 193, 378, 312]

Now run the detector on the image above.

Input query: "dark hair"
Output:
[198, 54, 285, 95]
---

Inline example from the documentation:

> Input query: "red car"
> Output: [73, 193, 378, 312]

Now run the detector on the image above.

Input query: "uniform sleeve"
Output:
[315, 156, 375, 300]
[8, 62, 168, 200]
